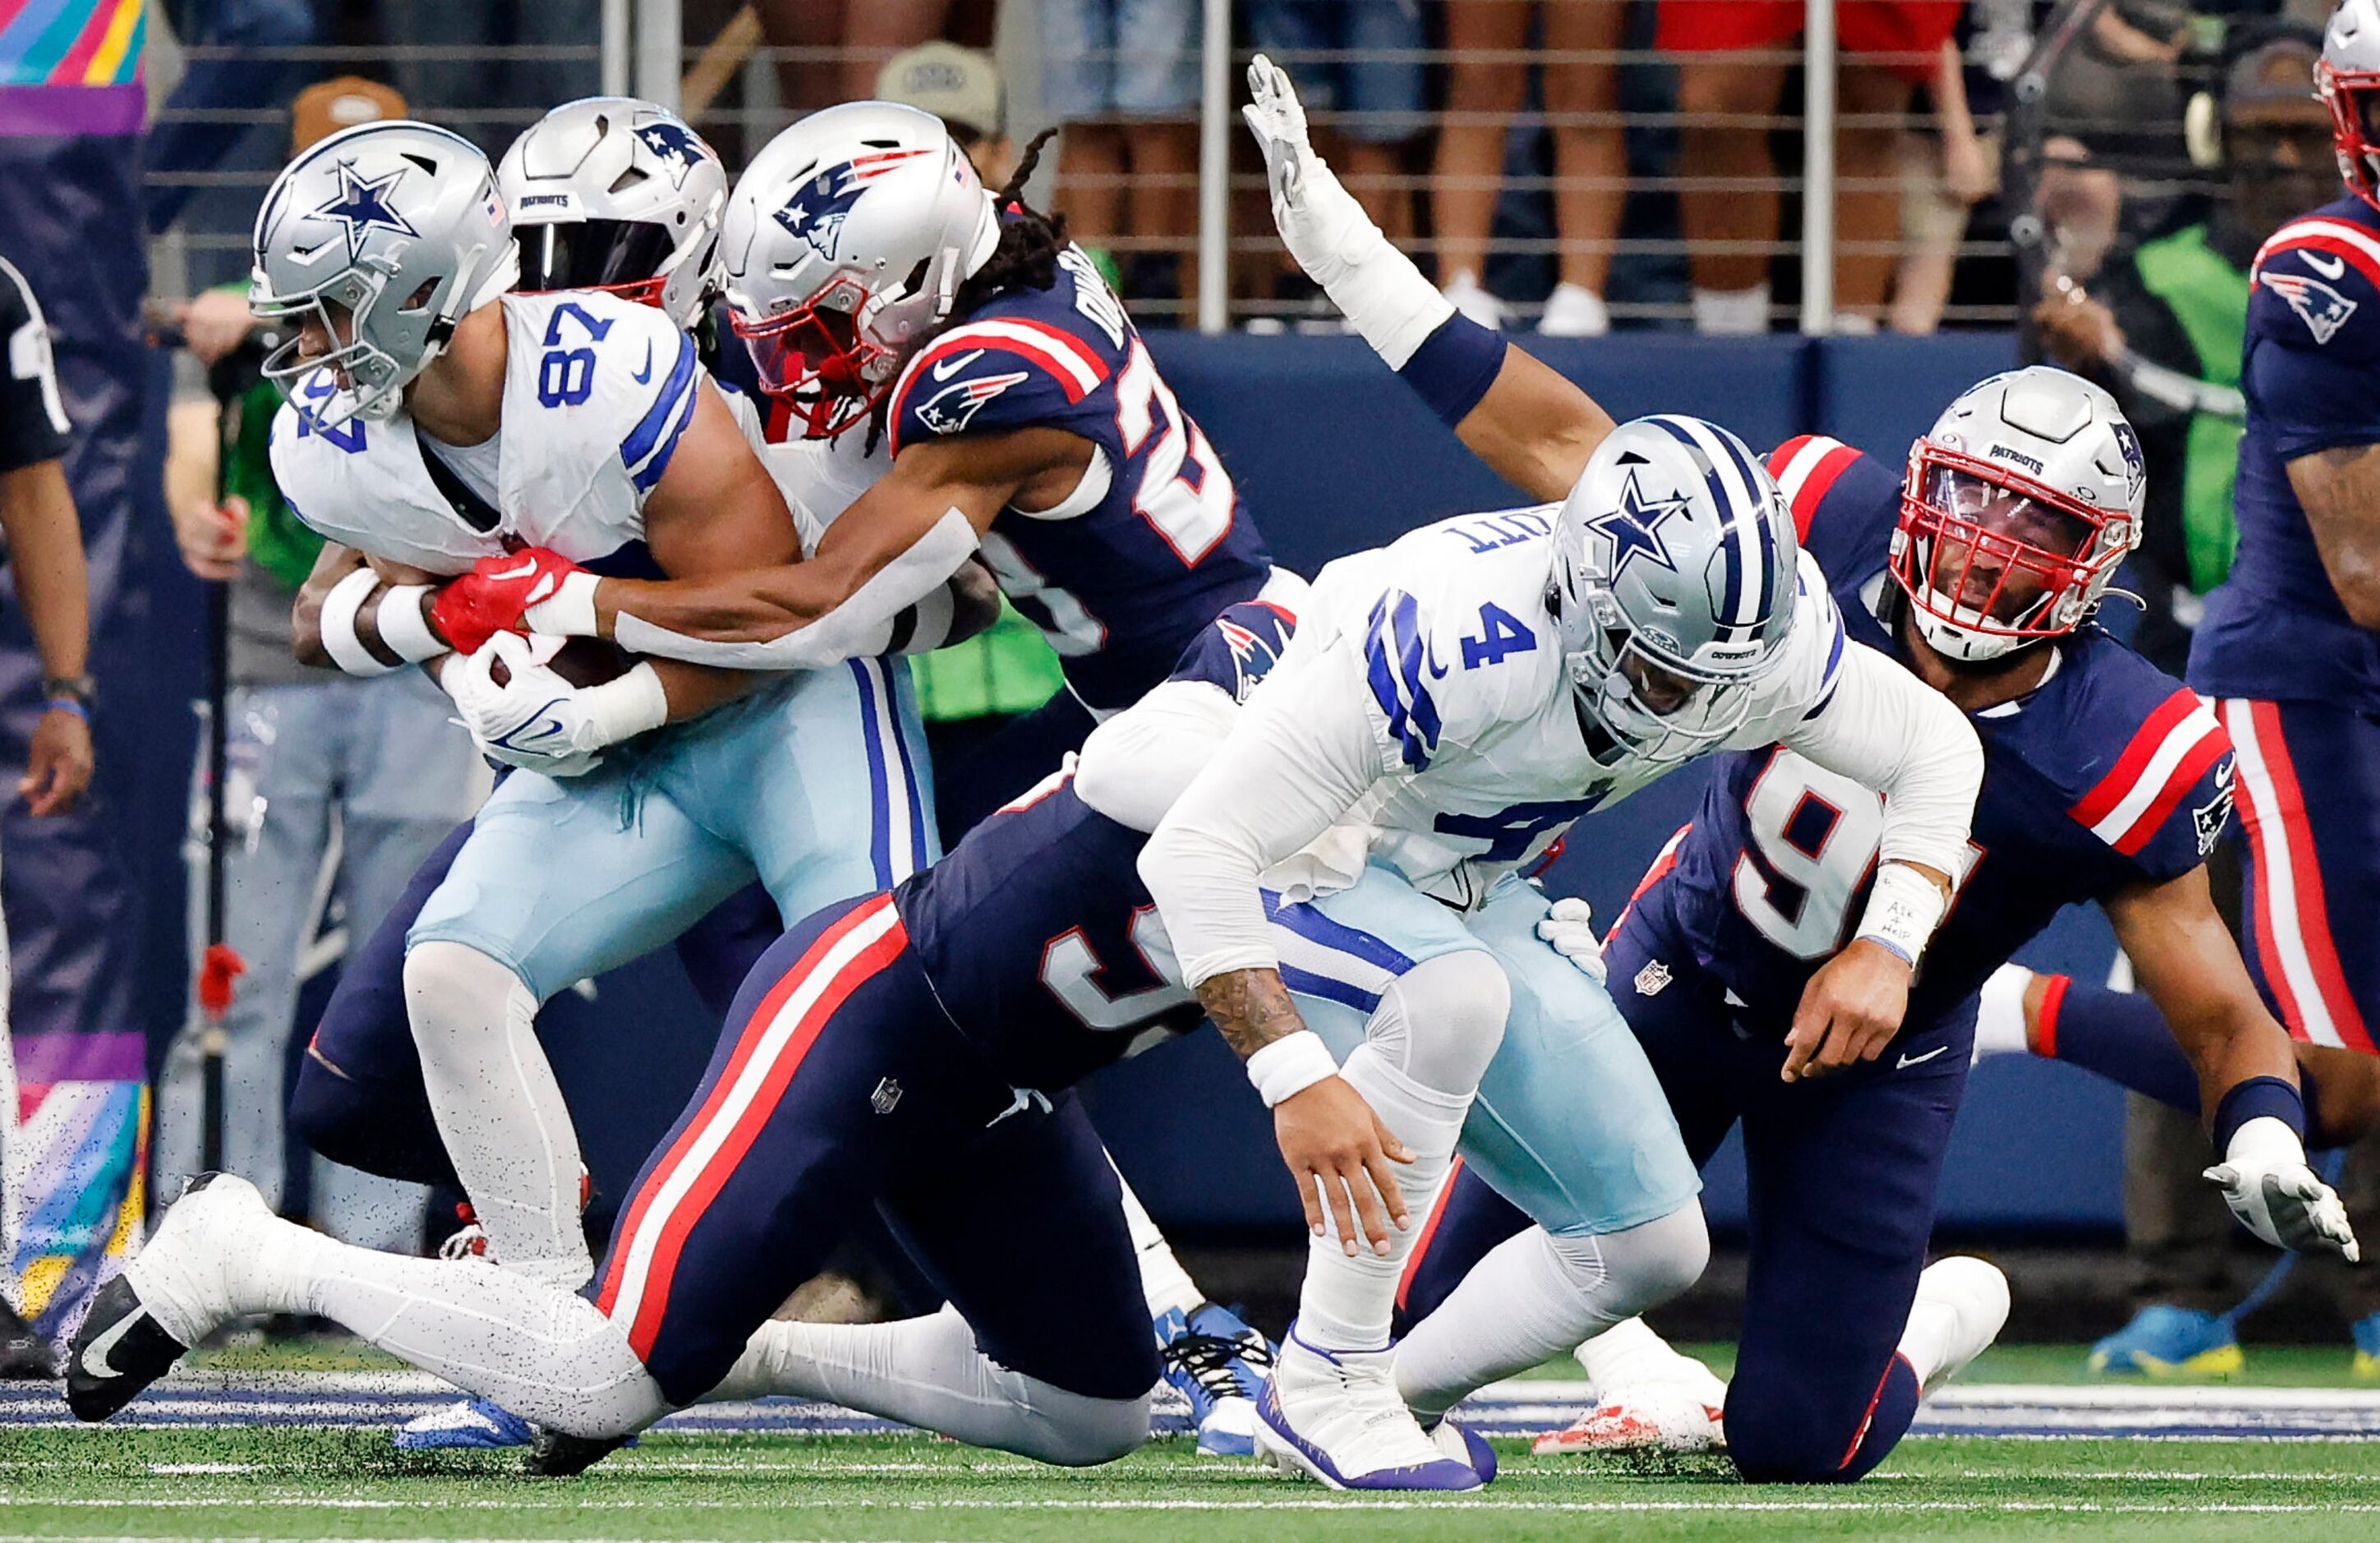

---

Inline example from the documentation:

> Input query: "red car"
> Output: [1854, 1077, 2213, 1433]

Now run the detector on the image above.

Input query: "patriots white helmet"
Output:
[1550, 415, 1800, 767]
[1890, 366, 2144, 663]
[498, 97, 727, 329]
[720, 101, 1000, 437]
[2322, 0, 2380, 210]
[251, 120, 518, 428]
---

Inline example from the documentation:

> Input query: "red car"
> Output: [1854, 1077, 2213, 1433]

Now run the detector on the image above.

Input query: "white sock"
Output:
[239, 1214, 664, 1437]
[710, 1303, 1149, 1467]
[1395, 1209, 1708, 1423]
[1295, 1044, 1471, 1350]
[1113, 1163, 1203, 1320]
[1691, 283, 1771, 335]
[1973, 965, 2034, 1062]
[403, 942, 592, 1287]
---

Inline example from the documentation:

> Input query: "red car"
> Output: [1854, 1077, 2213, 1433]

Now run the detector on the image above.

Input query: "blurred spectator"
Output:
[760, 0, 954, 115]
[2032, 3, 2195, 286]
[148, 79, 488, 1256]
[1041, 0, 1201, 315]
[375, 0, 601, 153]
[0, 253, 97, 1378]
[143, 0, 315, 237]
[1890, 35, 1996, 334]
[877, 39, 1016, 187]
[2025, 25, 2336, 1380]
[1435, 0, 1626, 335]
[1666, 0, 1965, 333]
[1253, 1, 1425, 322]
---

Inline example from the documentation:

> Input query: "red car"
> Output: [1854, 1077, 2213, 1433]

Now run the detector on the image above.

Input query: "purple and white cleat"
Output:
[1252, 1323, 1482, 1491]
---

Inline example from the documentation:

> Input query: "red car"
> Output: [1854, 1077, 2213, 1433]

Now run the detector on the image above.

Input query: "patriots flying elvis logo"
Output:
[915, 369, 1029, 436]
[1586, 468, 1688, 582]
[2261, 266, 2359, 345]
[633, 121, 708, 188]
[312, 161, 418, 262]
[773, 147, 936, 262]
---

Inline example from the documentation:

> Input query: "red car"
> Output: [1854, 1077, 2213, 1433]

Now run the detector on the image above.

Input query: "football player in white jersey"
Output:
[1123, 65, 1991, 1490]
[247, 116, 986, 1306]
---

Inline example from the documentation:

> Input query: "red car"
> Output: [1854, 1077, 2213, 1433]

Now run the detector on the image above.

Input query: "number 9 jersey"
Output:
[268, 289, 703, 575]
[884, 243, 1277, 709]
[1647, 436, 2240, 1034]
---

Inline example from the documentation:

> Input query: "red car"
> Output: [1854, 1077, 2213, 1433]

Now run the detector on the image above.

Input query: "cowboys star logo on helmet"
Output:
[2260, 266, 2360, 343]
[772, 148, 937, 261]
[914, 370, 1030, 436]
[633, 121, 707, 188]
[312, 161, 418, 261]
[1587, 467, 1687, 581]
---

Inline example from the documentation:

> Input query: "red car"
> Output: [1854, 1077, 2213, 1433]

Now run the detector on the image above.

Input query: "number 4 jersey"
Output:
[1652, 435, 2240, 1032]
[885, 244, 1277, 709]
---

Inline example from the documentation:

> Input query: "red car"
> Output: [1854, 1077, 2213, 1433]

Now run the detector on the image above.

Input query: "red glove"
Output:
[430, 548, 586, 654]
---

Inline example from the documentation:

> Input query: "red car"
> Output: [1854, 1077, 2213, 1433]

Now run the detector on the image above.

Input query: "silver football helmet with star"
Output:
[498, 97, 727, 329]
[719, 100, 999, 437]
[1550, 414, 1800, 767]
[251, 120, 518, 427]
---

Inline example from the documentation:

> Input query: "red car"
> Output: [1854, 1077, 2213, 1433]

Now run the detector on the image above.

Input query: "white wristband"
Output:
[2226, 1115, 2307, 1171]
[1854, 862, 1948, 969]
[524, 569, 601, 638]
[374, 585, 449, 663]
[1244, 1029, 1339, 1108]
[578, 661, 670, 748]
[319, 567, 398, 678]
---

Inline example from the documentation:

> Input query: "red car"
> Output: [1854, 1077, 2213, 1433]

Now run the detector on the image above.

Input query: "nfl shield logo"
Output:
[871, 1077, 903, 1115]
[1634, 960, 1673, 997]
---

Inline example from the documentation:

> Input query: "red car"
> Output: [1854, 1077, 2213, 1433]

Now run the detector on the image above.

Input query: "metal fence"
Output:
[145, 0, 2078, 334]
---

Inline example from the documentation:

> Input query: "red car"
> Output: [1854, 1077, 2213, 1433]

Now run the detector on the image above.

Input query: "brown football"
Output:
[486, 638, 636, 688]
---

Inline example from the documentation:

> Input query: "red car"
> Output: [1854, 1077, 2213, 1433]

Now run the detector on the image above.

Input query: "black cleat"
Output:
[0, 1296, 57, 1379]
[524, 1428, 631, 1477]
[65, 1274, 191, 1421]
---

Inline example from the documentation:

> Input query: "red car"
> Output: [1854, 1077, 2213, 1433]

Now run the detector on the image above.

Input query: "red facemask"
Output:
[732, 291, 891, 440]
[2321, 60, 2380, 212]
[1890, 440, 2128, 645]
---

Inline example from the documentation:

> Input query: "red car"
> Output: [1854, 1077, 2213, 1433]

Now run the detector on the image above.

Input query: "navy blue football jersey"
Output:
[2190, 196, 2380, 714]
[1648, 436, 2240, 1032]
[883, 243, 1276, 708]
[895, 599, 1297, 1088]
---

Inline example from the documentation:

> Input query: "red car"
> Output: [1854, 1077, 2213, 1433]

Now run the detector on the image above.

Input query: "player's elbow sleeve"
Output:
[1877, 696, 1986, 879]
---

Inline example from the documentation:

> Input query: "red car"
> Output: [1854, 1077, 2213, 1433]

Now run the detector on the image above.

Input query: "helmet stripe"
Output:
[1700, 419, 1778, 633]
[1646, 414, 1756, 641]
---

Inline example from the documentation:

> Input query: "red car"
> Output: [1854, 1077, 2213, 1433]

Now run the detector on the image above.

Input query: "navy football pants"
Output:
[588, 892, 1156, 1407]
[1399, 873, 1971, 1483]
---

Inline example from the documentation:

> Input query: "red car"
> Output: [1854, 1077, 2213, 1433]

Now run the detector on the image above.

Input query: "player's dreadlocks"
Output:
[868, 128, 1068, 452]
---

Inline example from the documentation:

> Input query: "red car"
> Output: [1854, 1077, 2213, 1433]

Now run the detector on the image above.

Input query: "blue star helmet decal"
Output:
[634, 121, 707, 188]
[313, 161, 419, 262]
[771, 147, 935, 264]
[1586, 467, 1688, 582]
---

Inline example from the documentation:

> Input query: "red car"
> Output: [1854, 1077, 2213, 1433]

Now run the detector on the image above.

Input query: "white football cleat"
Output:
[1531, 1385, 1724, 1455]
[67, 1173, 273, 1420]
[1901, 1256, 2011, 1396]
[1254, 1324, 1480, 1491]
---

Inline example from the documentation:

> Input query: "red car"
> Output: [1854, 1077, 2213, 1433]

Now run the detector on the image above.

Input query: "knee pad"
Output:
[1547, 1203, 1710, 1325]
[546, 1301, 674, 1439]
[1724, 1402, 1850, 1485]
[1369, 950, 1511, 1096]
[1016, 1382, 1152, 1467]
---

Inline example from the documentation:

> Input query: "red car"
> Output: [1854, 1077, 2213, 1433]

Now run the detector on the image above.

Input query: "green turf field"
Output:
[0, 1426, 2373, 1542]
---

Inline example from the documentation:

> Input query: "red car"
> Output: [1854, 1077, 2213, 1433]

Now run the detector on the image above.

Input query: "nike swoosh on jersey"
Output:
[1896, 1045, 1949, 1070]
[632, 340, 656, 385]
[932, 349, 986, 383]
[81, 1306, 145, 1379]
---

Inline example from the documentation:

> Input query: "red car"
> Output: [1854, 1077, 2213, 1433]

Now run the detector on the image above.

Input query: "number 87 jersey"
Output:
[884, 244, 1277, 710]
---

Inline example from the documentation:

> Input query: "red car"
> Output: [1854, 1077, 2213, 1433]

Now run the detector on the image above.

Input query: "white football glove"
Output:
[2204, 1117, 2360, 1261]
[1535, 896, 1608, 984]
[1241, 54, 1385, 289]
[444, 633, 630, 779]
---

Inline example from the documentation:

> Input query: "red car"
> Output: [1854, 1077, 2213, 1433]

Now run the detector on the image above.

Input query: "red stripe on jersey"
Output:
[887, 321, 1112, 456]
[596, 896, 905, 1334]
[2249, 702, 2375, 1052]
[2033, 973, 2071, 1061]
[1396, 1155, 1464, 1315]
[2069, 688, 2201, 829]
[2253, 223, 2380, 292]
[2112, 729, 2230, 857]
[1788, 444, 1863, 541]
[2230, 718, 2317, 1045]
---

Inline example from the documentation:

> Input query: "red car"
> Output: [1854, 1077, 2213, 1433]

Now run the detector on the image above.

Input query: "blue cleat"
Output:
[1156, 1302, 1273, 1456]
[2087, 1306, 2244, 1379]
[1425, 1416, 1498, 1482]
[394, 1396, 535, 1451]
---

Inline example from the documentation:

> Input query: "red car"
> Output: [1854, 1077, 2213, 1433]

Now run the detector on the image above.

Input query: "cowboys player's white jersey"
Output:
[1313, 507, 1848, 909]
[269, 289, 709, 573]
